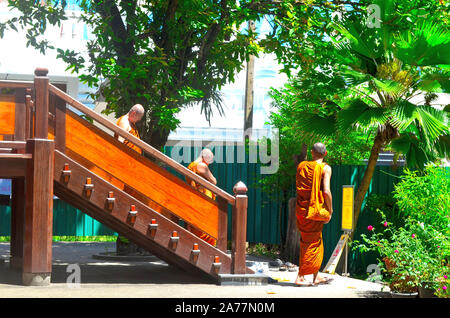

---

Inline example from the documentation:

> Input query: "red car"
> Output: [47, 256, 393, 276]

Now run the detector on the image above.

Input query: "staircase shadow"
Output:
[0, 261, 213, 286]
[0, 242, 214, 286]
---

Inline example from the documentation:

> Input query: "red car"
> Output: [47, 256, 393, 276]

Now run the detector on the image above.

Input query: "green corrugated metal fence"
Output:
[0, 145, 408, 273]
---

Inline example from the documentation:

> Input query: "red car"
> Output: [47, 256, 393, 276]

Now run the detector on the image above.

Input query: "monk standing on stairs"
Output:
[295, 142, 334, 286]
[115, 104, 145, 154]
[186, 148, 218, 246]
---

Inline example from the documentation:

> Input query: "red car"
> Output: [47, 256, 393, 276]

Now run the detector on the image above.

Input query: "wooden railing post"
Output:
[216, 197, 228, 252]
[23, 138, 54, 286]
[25, 89, 33, 139]
[54, 93, 66, 152]
[231, 181, 248, 274]
[10, 177, 25, 270]
[33, 68, 49, 139]
[14, 88, 26, 142]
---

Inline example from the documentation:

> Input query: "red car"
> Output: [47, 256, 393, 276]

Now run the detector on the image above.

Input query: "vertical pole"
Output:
[23, 138, 54, 286]
[243, 20, 255, 142]
[33, 68, 49, 139]
[216, 197, 228, 252]
[343, 231, 350, 277]
[232, 181, 248, 274]
[10, 177, 25, 270]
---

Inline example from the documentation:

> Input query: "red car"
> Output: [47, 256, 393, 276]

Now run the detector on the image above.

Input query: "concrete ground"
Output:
[0, 241, 390, 298]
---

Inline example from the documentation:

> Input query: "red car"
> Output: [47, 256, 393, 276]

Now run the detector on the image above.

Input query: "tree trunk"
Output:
[281, 197, 301, 264]
[352, 134, 384, 238]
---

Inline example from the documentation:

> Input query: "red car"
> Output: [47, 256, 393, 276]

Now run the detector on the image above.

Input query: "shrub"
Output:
[393, 165, 450, 233]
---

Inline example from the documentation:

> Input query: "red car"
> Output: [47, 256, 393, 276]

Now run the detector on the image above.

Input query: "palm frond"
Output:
[416, 106, 449, 143]
[341, 68, 371, 87]
[396, 20, 450, 67]
[389, 133, 434, 170]
[372, 78, 404, 95]
[389, 100, 419, 131]
[295, 113, 337, 139]
[338, 99, 390, 132]
[434, 134, 450, 159]
[418, 71, 450, 93]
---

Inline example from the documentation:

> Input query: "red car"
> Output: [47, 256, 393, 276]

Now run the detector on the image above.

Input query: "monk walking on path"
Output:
[295, 143, 333, 286]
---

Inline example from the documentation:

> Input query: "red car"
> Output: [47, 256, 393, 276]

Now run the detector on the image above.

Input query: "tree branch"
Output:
[94, 0, 135, 64]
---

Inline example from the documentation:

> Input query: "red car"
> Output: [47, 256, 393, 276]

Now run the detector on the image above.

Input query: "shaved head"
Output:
[200, 148, 214, 164]
[128, 104, 145, 123]
[312, 142, 327, 157]
[129, 104, 145, 115]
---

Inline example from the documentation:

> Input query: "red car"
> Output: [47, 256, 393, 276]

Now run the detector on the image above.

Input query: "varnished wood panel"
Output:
[0, 98, 15, 135]
[23, 139, 54, 274]
[53, 150, 233, 277]
[64, 110, 220, 239]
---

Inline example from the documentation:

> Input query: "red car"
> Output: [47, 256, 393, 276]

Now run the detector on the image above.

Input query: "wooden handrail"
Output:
[48, 83, 236, 205]
[0, 153, 32, 159]
[0, 141, 26, 149]
[0, 80, 34, 89]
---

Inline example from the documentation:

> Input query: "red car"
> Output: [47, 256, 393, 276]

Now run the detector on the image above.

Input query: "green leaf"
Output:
[396, 20, 450, 67]
[416, 106, 449, 142]
[338, 99, 390, 132]
[389, 100, 419, 131]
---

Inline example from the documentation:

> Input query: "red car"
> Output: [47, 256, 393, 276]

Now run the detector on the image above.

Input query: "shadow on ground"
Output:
[0, 242, 214, 286]
[0, 262, 213, 286]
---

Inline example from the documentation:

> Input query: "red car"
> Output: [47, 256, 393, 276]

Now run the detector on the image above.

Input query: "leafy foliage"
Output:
[0, 0, 268, 148]
[353, 166, 450, 295]
[393, 165, 450, 233]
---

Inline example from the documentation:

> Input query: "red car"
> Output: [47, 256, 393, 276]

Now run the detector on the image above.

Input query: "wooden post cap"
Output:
[34, 68, 49, 76]
[233, 181, 248, 195]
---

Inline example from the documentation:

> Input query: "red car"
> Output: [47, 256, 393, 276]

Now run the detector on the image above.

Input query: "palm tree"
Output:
[295, 3, 450, 229]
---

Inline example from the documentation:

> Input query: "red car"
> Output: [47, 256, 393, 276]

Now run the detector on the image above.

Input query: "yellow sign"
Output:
[342, 186, 354, 231]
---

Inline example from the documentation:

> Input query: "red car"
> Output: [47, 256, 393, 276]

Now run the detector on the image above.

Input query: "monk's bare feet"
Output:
[295, 275, 313, 286]
[313, 274, 333, 285]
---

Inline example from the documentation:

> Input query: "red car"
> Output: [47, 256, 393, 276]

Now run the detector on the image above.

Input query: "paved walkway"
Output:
[0, 242, 389, 298]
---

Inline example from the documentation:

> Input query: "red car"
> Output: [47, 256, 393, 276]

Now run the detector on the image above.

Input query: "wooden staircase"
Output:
[0, 68, 252, 286]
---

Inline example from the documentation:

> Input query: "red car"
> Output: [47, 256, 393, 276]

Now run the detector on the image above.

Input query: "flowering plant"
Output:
[353, 209, 448, 294]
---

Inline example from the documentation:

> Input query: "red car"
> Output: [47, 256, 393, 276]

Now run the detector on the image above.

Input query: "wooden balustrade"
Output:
[48, 83, 235, 205]
[0, 67, 251, 278]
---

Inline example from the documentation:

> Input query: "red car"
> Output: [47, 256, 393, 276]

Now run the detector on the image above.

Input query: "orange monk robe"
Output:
[186, 161, 217, 246]
[296, 161, 327, 276]
[115, 115, 142, 155]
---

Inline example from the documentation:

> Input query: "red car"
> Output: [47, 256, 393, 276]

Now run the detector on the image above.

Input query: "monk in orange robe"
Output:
[186, 148, 217, 246]
[295, 142, 333, 286]
[115, 104, 145, 154]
